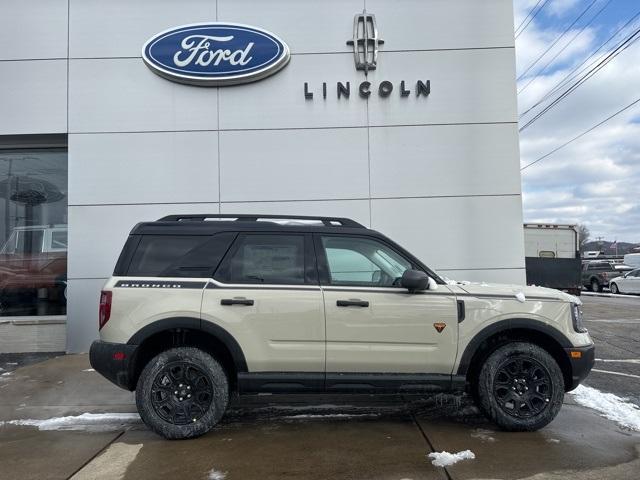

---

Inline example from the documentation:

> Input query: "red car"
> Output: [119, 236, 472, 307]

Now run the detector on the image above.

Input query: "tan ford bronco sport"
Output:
[90, 214, 594, 439]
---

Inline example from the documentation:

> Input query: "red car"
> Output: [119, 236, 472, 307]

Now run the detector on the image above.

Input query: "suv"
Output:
[90, 215, 594, 439]
[581, 261, 633, 292]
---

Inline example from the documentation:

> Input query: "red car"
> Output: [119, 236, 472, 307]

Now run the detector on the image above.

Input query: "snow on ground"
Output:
[208, 468, 227, 480]
[82, 368, 95, 372]
[428, 450, 475, 467]
[4, 413, 141, 431]
[570, 385, 640, 431]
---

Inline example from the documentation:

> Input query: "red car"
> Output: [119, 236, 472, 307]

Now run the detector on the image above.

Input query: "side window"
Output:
[127, 234, 236, 277]
[216, 234, 306, 285]
[320, 235, 412, 287]
[50, 230, 68, 251]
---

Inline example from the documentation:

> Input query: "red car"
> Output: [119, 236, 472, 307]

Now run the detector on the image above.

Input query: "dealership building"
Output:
[0, 0, 523, 353]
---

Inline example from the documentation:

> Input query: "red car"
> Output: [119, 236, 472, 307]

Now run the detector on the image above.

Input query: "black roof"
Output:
[131, 214, 376, 236]
[127, 214, 444, 283]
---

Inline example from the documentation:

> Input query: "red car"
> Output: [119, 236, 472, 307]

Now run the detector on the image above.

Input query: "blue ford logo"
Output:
[142, 23, 291, 86]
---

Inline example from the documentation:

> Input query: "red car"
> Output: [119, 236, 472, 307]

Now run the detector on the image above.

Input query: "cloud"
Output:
[514, 0, 640, 242]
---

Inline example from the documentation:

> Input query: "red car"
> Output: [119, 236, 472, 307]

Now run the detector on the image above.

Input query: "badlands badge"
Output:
[433, 322, 447, 333]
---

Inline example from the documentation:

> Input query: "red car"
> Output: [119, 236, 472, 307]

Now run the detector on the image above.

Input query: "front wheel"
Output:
[610, 283, 620, 294]
[475, 342, 564, 431]
[136, 347, 229, 440]
[591, 279, 602, 292]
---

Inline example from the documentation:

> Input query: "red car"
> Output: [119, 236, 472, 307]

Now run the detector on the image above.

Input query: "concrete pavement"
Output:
[1, 295, 640, 479]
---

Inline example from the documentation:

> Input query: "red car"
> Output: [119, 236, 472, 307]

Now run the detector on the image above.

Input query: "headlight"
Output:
[571, 303, 587, 333]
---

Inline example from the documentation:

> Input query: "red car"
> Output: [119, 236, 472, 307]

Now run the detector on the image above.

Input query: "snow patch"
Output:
[207, 468, 227, 480]
[569, 384, 640, 431]
[1, 372, 11, 376]
[82, 368, 95, 372]
[546, 438, 560, 444]
[596, 358, 640, 365]
[428, 450, 475, 467]
[515, 291, 526, 303]
[427, 276, 438, 291]
[5, 413, 141, 431]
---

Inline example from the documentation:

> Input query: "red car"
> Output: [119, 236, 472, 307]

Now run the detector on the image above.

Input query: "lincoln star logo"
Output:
[433, 323, 447, 333]
[346, 10, 384, 74]
[142, 23, 290, 86]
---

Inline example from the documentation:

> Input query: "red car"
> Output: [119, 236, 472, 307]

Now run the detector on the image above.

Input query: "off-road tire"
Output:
[136, 347, 229, 440]
[476, 342, 564, 431]
[610, 283, 619, 294]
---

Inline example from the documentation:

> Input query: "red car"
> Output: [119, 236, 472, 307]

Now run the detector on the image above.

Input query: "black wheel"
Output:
[591, 279, 602, 292]
[475, 342, 564, 431]
[610, 283, 620, 294]
[136, 347, 229, 440]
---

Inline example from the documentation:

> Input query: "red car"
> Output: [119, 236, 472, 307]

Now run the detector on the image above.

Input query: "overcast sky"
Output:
[514, 0, 640, 242]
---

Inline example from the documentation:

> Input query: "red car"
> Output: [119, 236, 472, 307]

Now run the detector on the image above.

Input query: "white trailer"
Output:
[523, 224, 581, 294]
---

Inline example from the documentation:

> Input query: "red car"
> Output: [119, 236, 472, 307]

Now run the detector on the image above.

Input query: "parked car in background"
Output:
[581, 261, 633, 292]
[609, 268, 640, 294]
[0, 225, 67, 316]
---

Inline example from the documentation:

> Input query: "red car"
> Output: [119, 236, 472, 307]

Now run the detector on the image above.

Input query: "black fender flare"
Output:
[456, 318, 573, 376]
[127, 317, 248, 372]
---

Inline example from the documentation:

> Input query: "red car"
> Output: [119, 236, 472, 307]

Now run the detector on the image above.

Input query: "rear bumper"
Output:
[89, 340, 138, 391]
[565, 344, 595, 391]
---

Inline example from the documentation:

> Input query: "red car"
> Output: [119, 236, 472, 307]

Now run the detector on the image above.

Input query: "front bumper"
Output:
[565, 344, 595, 391]
[89, 340, 138, 391]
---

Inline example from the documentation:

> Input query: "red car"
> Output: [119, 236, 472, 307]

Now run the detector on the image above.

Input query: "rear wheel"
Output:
[136, 347, 229, 440]
[610, 283, 620, 294]
[475, 342, 564, 431]
[591, 279, 602, 292]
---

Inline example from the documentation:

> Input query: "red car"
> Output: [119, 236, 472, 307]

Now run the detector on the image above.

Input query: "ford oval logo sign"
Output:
[142, 23, 291, 86]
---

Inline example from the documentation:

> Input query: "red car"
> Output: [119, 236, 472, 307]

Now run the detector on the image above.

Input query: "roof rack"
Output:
[157, 214, 366, 228]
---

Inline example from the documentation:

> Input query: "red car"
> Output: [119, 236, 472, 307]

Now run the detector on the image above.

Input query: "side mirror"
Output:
[401, 269, 429, 292]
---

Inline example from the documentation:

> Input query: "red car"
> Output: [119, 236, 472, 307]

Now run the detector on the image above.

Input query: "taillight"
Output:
[99, 291, 112, 330]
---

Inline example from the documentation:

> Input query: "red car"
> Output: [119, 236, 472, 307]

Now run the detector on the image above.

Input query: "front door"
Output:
[316, 234, 458, 378]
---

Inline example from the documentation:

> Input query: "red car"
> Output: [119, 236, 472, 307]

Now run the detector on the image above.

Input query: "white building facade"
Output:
[0, 0, 524, 353]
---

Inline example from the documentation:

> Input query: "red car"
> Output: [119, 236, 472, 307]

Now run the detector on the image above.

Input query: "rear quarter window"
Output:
[125, 233, 236, 277]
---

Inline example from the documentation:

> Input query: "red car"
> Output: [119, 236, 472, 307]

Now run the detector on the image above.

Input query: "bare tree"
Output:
[577, 224, 590, 249]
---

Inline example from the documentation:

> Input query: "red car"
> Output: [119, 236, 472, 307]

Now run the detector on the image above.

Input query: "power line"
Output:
[521, 97, 640, 172]
[517, 0, 598, 82]
[520, 8, 640, 118]
[519, 26, 640, 132]
[516, 0, 550, 39]
[515, 0, 545, 35]
[518, 0, 614, 95]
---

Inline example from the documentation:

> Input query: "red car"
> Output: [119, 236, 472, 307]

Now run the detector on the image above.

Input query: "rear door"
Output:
[200, 233, 325, 374]
[316, 234, 458, 378]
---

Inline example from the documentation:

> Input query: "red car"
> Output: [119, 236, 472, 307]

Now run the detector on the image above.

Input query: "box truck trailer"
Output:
[524, 224, 582, 295]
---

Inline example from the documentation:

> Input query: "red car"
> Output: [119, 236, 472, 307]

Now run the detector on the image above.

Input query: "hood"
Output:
[448, 281, 580, 304]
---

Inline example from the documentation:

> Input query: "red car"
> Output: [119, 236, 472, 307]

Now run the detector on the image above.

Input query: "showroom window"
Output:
[0, 147, 68, 317]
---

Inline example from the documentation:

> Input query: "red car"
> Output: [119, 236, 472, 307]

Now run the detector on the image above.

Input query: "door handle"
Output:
[337, 299, 369, 307]
[221, 298, 254, 306]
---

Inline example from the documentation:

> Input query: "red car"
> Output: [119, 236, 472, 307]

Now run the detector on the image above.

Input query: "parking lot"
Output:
[1, 294, 639, 480]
